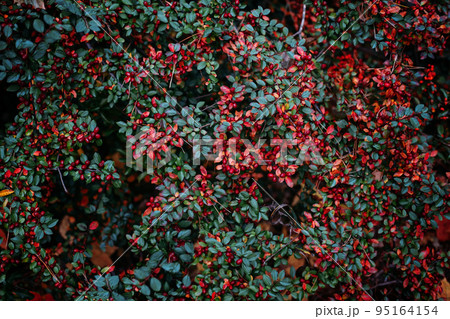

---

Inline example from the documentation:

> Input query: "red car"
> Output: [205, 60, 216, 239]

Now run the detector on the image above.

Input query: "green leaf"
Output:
[43, 15, 54, 25]
[303, 107, 313, 114]
[415, 104, 424, 113]
[3, 25, 12, 38]
[182, 275, 191, 287]
[75, 19, 87, 33]
[45, 30, 61, 44]
[197, 61, 207, 70]
[157, 11, 168, 24]
[245, 24, 254, 32]
[301, 90, 311, 98]
[336, 119, 347, 128]
[134, 268, 149, 280]
[77, 223, 87, 231]
[16, 39, 35, 50]
[409, 117, 420, 129]
[250, 197, 258, 210]
[186, 12, 196, 24]
[257, 96, 267, 104]
[263, 274, 272, 286]
[266, 95, 275, 102]
[140, 284, 150, 296]
[150, 277, 162, 291]
[33, 19, 45, 33]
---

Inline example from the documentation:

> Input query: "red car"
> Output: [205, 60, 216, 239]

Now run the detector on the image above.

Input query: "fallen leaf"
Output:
[372, 170, 383, 181]
[435, 216, 450, 242]
[91, 242, 118, 268]
[59, 215, 70, 239]
[439, 278, 450, 300]
[14, 0, 45, 9]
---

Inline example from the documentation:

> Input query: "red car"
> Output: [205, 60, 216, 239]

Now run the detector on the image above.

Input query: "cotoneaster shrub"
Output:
[0, 0, 449, 300]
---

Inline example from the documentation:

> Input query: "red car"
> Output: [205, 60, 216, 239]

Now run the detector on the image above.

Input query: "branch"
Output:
[57, 167, 69, 195]
[169, 62, 176, 89]
[292, 3, 307, 40]
[34, 253, 61, 283]
[299, 3, 306, 40]
[85, 42, 125, 89]
[370, 280, 400, 290]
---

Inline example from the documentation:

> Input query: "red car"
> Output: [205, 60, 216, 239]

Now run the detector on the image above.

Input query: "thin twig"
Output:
[35, 253, 61, 283]
[5, 229, 9, 248]
[57, 167, 69, 195]
[200, 102, 219, 112]
[212, 205, 225, 224]
[169, 62, 176, 88]
[383, 17, 396, 29]
[253, 179, 376, 301]
[298, 3, 306, 40]
[263, 238, 295, 265]
[370, 280, 400, 290]
[292, 3, 307, 39]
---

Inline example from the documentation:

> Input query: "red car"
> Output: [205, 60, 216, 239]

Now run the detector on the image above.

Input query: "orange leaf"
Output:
[0, 189, 14, 197]
[143, 207, 153, 216]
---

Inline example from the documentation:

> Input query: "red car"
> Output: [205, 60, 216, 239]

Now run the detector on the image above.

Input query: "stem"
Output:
[57, 167, 69, 195]
[299, 3, 306, 40]
[370, 280, 400, 290]
[34, 253, 61, 283]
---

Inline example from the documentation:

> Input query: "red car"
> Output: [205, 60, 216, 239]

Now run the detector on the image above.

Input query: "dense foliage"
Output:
[0, 0, 449, 300]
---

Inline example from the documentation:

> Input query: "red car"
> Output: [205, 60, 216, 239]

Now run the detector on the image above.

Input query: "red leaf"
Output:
[368, 267, 378, 274]
[89, 221, 99, 230]
[0, 229, 6, 249]
[285, 176, 294, 188]
[326, 125, 335, 135]
[361, 294, 373, 301]
[403, 278, 409, 288]
[220, 86, 230, 94]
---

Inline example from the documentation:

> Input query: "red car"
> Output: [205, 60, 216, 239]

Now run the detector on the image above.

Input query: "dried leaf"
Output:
[91, 242, 118, 267]
[372, 170, 383, 181]
[59, 215, 70, 239]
